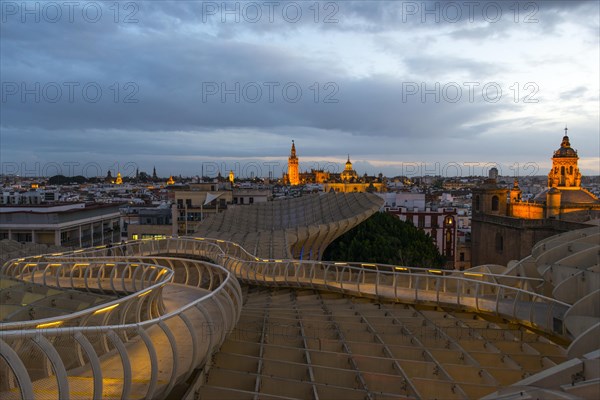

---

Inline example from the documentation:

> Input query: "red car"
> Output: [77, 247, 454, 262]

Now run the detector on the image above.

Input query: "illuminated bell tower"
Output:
[548, 127, 581, 189]
[288, 140, 300, 186]
[509, 178, 522, 203]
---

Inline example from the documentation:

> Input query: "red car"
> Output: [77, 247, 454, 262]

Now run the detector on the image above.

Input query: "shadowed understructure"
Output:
[195, 192, 384, 260]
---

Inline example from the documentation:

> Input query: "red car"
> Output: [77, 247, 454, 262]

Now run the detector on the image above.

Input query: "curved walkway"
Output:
[0, 226, 598, 399]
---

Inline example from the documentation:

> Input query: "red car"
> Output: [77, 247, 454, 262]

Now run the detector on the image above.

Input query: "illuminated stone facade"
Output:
[284, 143, 385, 192]
[286, 140, 300, 186]
[472, 129, 600, 266]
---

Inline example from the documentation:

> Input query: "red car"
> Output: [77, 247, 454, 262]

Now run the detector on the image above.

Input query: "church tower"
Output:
[547, 127, 581, 189]
[287, 140, 300, 186]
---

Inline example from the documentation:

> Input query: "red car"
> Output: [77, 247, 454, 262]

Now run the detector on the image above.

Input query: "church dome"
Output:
[345, 155, 353, 169]
[533, 188, 598, 204]
[553, 135, 578, 158]
[341, 155, 358, 181]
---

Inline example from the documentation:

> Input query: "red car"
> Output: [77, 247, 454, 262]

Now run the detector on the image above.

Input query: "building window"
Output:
[249, 197, 254, 204]
[491, 195, 499, 211]
[475, 195, 480, 212]
[460, 252, 465, 262]
[418, 215, 425, 228]
[495, 233, 503, 253]
[16, 233, 32, 243]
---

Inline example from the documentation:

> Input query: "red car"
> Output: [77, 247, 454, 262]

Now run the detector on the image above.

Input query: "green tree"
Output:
[323, 212, 445, 268]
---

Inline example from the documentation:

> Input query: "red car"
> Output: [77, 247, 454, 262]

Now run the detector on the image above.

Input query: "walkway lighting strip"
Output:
[36, 321, 63, 329]
[464, 272, 484, 277]
[92, 304, 120, 315]
[156, 269, 168, 278]
[428, 269, 442, 274]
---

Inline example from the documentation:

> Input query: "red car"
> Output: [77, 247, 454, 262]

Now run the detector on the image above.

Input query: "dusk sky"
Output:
[1, 0, 599, 179]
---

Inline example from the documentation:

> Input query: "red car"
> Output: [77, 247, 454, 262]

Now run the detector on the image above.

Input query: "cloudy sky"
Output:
[1, 0, 598, 179]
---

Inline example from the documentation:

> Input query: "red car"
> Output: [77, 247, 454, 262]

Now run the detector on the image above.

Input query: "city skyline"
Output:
[1, 1, 599, 176]
[3, 133, 600, 180]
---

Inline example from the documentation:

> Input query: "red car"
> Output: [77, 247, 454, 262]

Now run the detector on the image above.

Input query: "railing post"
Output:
[475, 283, 480, 311]
[0, 338, 35, 400]
[107, 330, 132, 400]
[415, 275, 419, 302]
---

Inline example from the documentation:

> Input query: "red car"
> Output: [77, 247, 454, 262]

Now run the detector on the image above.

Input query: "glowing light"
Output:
[93, 304, 120, 315]
[36, 321, 63, 329]
[156, 269, 168, 278]
[362, 263, 377, 268]
[137, 290, 152, 298]
[464, 272, 484, 277]
[428, 270, 442, 274]
[395, 267, 408, 271]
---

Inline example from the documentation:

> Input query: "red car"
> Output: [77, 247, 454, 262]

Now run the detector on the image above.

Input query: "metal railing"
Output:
[0, 240, 242, 400]
[0, 235, 573, 400]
